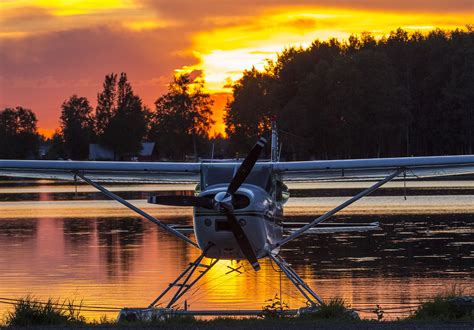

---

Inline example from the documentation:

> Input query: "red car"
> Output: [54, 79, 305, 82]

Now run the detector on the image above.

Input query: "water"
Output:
[0, 180, 473, 321]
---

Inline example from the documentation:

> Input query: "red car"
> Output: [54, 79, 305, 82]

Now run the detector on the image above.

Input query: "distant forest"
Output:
[1, 28, 473, 161]
[226, 27, 474, 159]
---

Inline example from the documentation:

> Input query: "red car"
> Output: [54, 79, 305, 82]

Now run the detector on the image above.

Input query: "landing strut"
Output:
[149, 249, 218, 309]
[269, 253, 323, 306]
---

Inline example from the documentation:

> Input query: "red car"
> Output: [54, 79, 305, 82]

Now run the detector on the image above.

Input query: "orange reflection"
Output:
[0, 182, 474, 319]
[1, 214, 471, 322]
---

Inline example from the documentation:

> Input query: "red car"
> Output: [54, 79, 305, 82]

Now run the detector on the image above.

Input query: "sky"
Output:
[0, 1, 473, 137]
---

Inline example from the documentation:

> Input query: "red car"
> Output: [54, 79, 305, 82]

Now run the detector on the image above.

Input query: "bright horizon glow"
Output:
[190, 8, 472, 93]
[1, 1, 472, 137]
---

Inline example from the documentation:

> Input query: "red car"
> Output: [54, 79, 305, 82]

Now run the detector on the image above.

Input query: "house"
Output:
[89, 142, 158, 161]
[89, 144, 114, 160]
[134, 142, 158, 161]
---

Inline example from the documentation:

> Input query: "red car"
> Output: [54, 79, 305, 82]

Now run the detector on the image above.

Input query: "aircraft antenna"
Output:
[278, 143, 283, 162]
[271, 117, 279, 162]
[403, 170, 407, 200]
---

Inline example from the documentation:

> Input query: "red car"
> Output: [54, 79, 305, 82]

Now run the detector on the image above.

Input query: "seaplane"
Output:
[1, 122, 474, 317]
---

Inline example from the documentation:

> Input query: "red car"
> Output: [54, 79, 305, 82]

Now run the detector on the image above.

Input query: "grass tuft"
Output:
[300, 298, 359, 321]
[408, 286, 474, 321]
[3, 291, 473, 326]
[262, 294, 290, 319]
[4, 296, 85, 326]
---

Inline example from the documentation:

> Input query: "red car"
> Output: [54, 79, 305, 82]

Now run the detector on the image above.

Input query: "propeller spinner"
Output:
[148, 136, 268, 271]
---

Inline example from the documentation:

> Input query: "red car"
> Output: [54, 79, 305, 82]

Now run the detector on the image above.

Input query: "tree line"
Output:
[1, 73, 214, 160]
[1, 27, 472, 161]
[226, 27, 473, 159]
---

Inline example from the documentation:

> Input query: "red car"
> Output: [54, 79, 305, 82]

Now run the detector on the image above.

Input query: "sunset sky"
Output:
[0, 1, 472, 137]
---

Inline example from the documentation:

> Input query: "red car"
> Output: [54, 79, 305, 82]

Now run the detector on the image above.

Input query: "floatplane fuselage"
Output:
[193, 170, 286, 260]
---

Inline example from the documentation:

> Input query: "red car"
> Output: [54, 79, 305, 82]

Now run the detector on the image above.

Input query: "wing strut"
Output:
[269, 253, 323, 306]
[272, 169, 403, 249]
[76, 173, 199, 248]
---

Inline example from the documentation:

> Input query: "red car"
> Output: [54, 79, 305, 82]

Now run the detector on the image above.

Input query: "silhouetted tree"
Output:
[7, 28, 472, 161]
[0, 107, 39, 159]
[225, 67, 275, 156]
[226, 27, 474, 159]
[150, 73, 214, 160]
[100, 73, 147, 159]
[96, 73, 117, 137]
[43, 129, 66, 160]
[60, 95, 94, 160]
[438, 29, 474, 154]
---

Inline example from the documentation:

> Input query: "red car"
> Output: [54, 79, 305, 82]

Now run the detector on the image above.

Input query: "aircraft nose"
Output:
[214, 191, 233, 212]
[214, 191, 228, 203]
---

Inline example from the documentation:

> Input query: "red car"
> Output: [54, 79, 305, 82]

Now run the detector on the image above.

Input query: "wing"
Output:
[274, 155, 474, 181]
[165, 222, 380, 236]
[0, 160, 200, 183]
[2, 155, 474, 183]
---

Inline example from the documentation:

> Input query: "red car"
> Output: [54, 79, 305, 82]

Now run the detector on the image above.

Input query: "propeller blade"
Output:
[225, 211, 260, 271]
[227, 136, 267, 195]
[148, 195, 214, 209]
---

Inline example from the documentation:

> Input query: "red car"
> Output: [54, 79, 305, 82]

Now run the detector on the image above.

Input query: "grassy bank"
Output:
[1, 296, 85, 327]
[407, 287, 474, 321]
[1, 294, 473, 328]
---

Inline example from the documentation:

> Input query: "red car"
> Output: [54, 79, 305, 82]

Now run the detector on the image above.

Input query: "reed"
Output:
[300, 298, 359, 321]
[408, 286, 473, 321]
[3, 290, 473, 326]
[3, 296, 85, 326]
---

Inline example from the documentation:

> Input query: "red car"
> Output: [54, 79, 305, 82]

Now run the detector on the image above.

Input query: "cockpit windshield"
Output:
[202, 165, 235, 188]
[201, 164, 272, 192]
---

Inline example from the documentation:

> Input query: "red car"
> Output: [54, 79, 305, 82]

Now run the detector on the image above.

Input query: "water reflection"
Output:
[63, 218, 94, 247]
[0, 219, 37, 241]
[96, 218, 144, 276]
[0, 181, 472, 321]
[284, 214, 473, 278]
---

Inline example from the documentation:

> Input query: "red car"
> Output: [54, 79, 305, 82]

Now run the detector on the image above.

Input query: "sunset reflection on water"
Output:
[0, 181, 472, 321]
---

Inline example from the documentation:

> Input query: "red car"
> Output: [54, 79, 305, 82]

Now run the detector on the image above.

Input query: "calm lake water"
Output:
[0, 180, 473, 321]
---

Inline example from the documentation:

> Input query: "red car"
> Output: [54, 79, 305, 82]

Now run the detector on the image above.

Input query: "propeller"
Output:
[224, 211, 260, 271]
[226, 136, 267, 195]
[148, 136, 268, 271]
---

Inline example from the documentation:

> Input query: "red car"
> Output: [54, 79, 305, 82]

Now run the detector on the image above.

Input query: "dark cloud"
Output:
[0, 25, 199, 129]
[141, 0, 473, 23]
[1, 25, 195, 78]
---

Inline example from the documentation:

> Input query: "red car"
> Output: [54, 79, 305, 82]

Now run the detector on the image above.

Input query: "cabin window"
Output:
[202, 165, 235, 188]
[243, 166, 271, 192]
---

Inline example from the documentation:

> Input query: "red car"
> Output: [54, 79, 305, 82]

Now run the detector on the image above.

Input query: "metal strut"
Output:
[149, 249, 218, 308]
[273, 169, 403, 248]
[75, 173, 198, 248]
[265, 170, 403, 307]
[269, 253, 323, 306]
